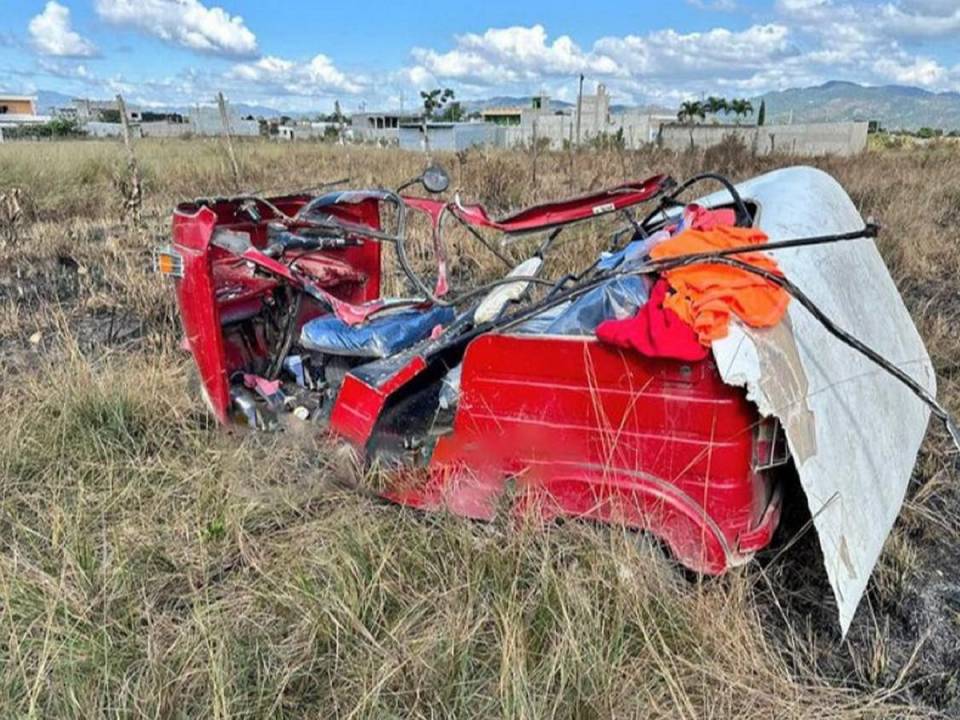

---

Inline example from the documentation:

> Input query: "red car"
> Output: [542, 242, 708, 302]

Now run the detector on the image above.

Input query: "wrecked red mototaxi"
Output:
[156, 165, 947, 634]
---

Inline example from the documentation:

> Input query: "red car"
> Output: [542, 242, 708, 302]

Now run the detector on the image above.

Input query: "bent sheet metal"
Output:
[707, 167, 935, 634]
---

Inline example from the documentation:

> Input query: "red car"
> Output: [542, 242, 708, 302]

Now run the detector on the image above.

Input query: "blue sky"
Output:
[2, 0, 959, 112]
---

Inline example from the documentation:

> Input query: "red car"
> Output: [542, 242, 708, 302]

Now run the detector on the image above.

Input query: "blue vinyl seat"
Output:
[299, 305, 455, 359]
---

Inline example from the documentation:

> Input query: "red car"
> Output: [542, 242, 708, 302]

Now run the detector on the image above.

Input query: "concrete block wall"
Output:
[657, 122, 868, 156]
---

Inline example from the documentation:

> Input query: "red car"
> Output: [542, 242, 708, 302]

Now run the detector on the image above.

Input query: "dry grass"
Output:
[1, 136, 959, 718]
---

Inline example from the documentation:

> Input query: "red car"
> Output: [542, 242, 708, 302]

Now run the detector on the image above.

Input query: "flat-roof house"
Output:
[0, 95, 51, 140]
[0, 95, 37, 116]
[352, 112, 421, 143]
[482, 107, 523, 127]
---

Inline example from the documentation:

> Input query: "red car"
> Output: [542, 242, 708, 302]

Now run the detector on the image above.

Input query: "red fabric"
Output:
[596, 279, 709, 362]
[664, 204, 737, 235]
[684, 204, 737, 231]
[651, 225, 789, 345]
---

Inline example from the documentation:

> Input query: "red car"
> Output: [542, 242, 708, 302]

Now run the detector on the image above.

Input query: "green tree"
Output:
[48, 117, 84, 137]
[728, 98, 754, 124]
[439, 101, 464, 122]
[419, 88, 455, 152]
[757, 99, 766, 126]
[677, 100, 705, 124]
[420, 88, 455, 120]
[704, 96, 729, 118]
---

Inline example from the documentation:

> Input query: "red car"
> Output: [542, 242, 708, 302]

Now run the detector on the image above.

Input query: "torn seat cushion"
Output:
[300, 305, 455, 358]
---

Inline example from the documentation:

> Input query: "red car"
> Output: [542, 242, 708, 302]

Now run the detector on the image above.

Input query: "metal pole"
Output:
[575, 73, 584, 147]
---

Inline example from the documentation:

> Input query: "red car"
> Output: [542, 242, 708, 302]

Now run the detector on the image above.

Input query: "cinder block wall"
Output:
[657, 122, 869, 156]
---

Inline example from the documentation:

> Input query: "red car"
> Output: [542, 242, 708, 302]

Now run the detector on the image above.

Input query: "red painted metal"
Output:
[330, 357, 429, 446]
[171, 207, 232, 422]
[403, 196, 450, 296]
[170, 192, 386, 421]
[385, 334, 777, 573]
[452, 175, 670, 234]
[167, 178, 782, 574]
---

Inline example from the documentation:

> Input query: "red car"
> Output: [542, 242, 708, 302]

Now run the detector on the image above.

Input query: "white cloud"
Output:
[597, 24, 794, 77]
[776, 0, 832, 15]
[873, 55, 948, 85]
[879, 0, 960, 37]
[229, 54, 364, 95]
[410, 25, 621, 86]
[23, 3, 960, 112]
[404, 23, 797, 105]
[686, 0, 738, 10]
[29, 2, 97, 58]
[38, 58, 97, 82]
[772, 0, 960, 90]
[94, 0, 257, 57]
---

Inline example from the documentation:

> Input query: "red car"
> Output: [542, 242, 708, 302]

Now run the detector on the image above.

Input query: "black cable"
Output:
[453, 225, 883, 343]
[647, 223, 879, 269]
[680, 255, 959, 448]
[640, 172, 752, 230]
[451, 211, 514, 268]
[427, 223, 959, 449]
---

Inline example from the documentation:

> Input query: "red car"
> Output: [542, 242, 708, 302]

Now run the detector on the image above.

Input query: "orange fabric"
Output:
[649, 225, 789, 345]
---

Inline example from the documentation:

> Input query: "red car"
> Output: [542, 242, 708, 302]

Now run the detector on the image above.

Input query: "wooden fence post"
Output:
[116, 93, 142, 227]
[531, 118, 539, 191]
[217, 92, 242, 191]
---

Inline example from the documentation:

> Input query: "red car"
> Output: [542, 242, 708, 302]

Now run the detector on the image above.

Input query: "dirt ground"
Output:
[1, 137, 959, 718]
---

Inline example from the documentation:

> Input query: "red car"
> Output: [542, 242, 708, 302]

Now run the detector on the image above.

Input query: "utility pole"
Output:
[575, 73, 584, 147]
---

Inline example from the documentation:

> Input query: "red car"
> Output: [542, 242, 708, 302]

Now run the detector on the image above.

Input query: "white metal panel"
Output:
[702, 166, 935, 634]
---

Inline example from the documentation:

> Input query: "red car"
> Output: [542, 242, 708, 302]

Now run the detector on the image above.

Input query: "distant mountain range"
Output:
[753, 81, 960, 131]
[459, 96, 573, 113]
[35, 89, 284, 119]
[30, 81, 960, 131]
[36, 89, 73, 112]
[458, 96, 665, 115]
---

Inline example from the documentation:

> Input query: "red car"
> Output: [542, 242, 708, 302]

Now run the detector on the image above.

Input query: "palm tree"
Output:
[704, 96, 728, 119]
[728, 98, 754, 124]
[677, 100, 705, 124]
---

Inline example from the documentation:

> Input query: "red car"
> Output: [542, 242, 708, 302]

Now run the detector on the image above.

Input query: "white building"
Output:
[399, 121, 500, 151]
[489, 86, 676, 150]
[0, 94, 51, 141]
[352, 112, 422, 143]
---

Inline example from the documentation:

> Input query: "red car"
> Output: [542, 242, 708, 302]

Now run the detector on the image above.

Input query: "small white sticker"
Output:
[592, 202, 616, 215]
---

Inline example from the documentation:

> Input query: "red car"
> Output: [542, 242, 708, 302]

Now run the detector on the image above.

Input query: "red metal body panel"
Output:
[171, 207, 233, 422]
[166, 179, 783, 574]
[387, 334, 779, 573]
[452, 175, 669, 234]
[170, 194, 385, 421]
[330, 357, 428, 446]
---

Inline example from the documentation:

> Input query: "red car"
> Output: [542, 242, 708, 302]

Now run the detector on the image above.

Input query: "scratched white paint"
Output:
[703, 167, 935, 635]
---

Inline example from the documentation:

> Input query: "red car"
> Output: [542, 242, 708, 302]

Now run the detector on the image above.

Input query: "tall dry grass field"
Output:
[1, 136, 959, 718]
